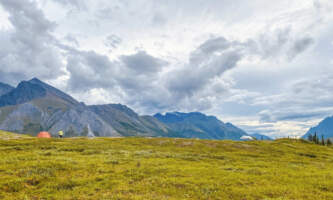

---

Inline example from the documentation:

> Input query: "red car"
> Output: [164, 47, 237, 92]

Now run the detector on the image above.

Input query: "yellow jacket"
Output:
[58, 131, 64, 136]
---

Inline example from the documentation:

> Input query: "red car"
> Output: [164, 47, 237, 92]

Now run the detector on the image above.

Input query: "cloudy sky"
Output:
[0, 0, 333, 138]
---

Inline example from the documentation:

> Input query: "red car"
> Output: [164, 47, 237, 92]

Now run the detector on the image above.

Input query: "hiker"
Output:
[58, 130, 64, 138]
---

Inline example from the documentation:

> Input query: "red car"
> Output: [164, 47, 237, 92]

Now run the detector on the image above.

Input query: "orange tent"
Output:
[37, 131, 52, 138]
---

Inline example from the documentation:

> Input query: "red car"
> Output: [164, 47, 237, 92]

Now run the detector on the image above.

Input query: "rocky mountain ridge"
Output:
[0, 78, 254, 140]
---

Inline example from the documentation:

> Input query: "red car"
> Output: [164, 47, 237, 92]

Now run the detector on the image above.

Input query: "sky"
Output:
[0, 0, 333, 138]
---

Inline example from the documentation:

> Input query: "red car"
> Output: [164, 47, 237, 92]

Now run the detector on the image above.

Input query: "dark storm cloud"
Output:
[57, 34, 245, 113]
[63, 28, 316, 114]
[1, 0, 56, 34]
[166, 37, 242, 97]
[121, 51, 168, 74]
[167, 51, 242, 97]
[0, 0, 65, 85]
[238, 27, 315, 63]
[64, 47, 170, 99]
[189, 37, 232, 65]
[166, 30, 315, 100]
[252, 28, 291, 59]
[66, 49, 118, 91]
[196, 37, 231, 54]
[64, 47, 173, 114]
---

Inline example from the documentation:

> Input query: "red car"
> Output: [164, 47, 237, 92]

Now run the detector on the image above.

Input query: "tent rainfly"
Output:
[37, 131, 52, 138]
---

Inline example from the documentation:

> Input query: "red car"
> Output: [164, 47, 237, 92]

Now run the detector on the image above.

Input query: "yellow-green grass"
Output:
[0, 135, 333, 200]
[0, 130, 31, 140]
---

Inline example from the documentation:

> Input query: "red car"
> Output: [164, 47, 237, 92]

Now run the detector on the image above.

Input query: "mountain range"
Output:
[154, 112, 248, 140]
[0, 78, 270, 140]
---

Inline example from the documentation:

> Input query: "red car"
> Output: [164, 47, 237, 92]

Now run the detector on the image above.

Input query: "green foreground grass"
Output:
[1, 132, 333, 199]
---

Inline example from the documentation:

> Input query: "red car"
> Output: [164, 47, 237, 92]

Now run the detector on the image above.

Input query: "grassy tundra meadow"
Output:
[1, 130, 333, 200]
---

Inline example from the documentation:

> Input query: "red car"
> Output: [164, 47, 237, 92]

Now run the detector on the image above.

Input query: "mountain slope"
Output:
[89, 104, 169, 137]
[0, 129, 31, 139]
[0, 97, 120, 137]
[154, 112, 248, 140]
[0, 82, 14, 96]
[302, 116, 333, 140]
[0, 78, 118, 137]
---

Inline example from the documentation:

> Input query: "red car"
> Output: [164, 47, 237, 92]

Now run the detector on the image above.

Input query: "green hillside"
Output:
[0, 130, 31, 140]
[1, 136, 333, 199]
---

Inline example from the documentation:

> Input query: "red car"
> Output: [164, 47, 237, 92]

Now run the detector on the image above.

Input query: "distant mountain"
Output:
[302, 116, 333, 140]
[0, 82, 14, 96]
[249, 133, 273, 140]
[0, 78, 169, 138]
[0, 78, 249, 140]
[154, 112, 248, 140]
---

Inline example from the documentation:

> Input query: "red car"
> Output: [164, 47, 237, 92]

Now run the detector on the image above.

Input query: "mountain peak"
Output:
[155, 112, 220, 123]
[28, 77, 43, 84]
[0, 78, 78, 107]
[0, 81, 46, 107]
[28, 78, 78, 105]
[302, 116, 333, 139]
